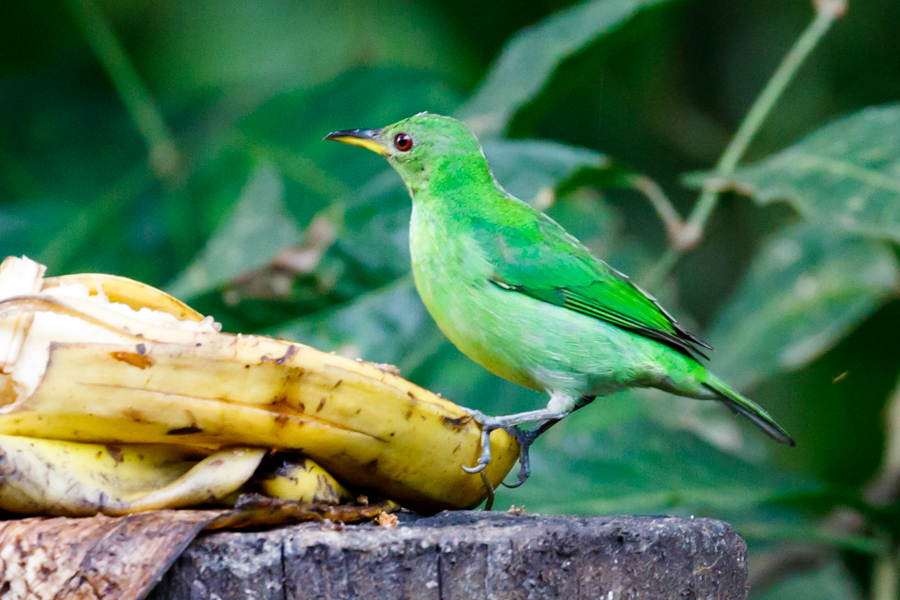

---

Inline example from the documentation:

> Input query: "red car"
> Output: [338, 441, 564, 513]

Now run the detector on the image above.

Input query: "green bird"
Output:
[326, 112, 794, 486]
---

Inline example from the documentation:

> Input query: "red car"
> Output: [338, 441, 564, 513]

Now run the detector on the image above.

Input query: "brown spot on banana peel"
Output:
[282, 365, 305, 382]
[105, 444, 124, 463]
[316, 398, 326, 413]
[0, 374, 23, 408]
[274, 345, 297, 365]
[270, 396, 304, 414]
[167, 426, 203, 435]
[119, 390, 391, 443]
[110, 350, 153, 369]
[441, 415, 472, 432]
[122, 407, 149, 423]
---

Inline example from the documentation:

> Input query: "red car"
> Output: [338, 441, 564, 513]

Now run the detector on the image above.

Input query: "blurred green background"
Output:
[3, 0, 900, 596]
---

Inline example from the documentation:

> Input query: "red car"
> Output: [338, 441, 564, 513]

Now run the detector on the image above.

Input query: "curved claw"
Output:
[501, 425, 541, 488]
[461, 417, 496, 475]
[462, 462, 488, 474]
[501, 454, 530, 488]
[501, 476, 527, 489]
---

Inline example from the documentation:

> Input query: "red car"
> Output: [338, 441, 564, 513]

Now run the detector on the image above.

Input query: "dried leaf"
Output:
[0, 510, 219, 600]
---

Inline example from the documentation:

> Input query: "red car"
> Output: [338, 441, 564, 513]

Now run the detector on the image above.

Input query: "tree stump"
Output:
[149, 512, 747, 599]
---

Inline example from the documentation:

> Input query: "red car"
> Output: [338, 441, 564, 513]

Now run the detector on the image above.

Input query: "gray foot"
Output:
[502, 419, 562, 488]
[458, 407, 570, 485]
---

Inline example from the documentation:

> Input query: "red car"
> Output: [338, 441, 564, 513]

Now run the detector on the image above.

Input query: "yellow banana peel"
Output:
[257, 454, 352, 505]
[0, 256, 518, 514]
[0, 435, 264, 516]
[43, 272, 205, 322]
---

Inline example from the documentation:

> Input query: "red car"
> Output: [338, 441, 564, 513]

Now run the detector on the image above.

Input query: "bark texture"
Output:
[150, 512, 748, 600]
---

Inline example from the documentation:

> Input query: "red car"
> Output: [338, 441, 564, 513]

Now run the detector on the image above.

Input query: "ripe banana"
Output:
[0, 256, 518, 513]
[257, 453, 352, 505]
[0, 435, 264, 516]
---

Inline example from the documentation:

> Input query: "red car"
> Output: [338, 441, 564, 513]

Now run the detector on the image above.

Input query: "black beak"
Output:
[323, 128, 388, 156]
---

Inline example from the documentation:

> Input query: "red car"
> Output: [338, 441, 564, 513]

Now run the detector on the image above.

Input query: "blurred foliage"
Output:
[3, 0, 900, 596]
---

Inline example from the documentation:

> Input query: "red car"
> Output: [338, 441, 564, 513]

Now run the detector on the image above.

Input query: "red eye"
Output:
[393, 133, 413, 152]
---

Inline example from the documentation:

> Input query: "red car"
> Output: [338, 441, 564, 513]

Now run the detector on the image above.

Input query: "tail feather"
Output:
[702, 375, 796, 447]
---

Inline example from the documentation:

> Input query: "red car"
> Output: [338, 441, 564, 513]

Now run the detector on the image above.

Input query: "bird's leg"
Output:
[458, 407, 570, 476]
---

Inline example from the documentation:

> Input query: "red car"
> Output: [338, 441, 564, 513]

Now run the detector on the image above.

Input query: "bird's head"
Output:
[325, 113, 493, 195]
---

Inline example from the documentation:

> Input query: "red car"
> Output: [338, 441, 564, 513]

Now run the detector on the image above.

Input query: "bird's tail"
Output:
[702, 373, 796, 446]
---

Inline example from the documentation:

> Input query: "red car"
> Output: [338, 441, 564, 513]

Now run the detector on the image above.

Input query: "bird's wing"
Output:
[473, 211, 711, 360]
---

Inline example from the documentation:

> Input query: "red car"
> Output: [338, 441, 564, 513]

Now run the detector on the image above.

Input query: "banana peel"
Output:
[256, 453, 352, 505]
[0, 435, 264, 516]
[0, 256, 519, 514]
[43, 272, 205, 323]
[0, 437, 352, 516]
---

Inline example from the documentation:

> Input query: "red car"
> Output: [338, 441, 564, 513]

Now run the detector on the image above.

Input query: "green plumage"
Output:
[326, 113, 794, 478]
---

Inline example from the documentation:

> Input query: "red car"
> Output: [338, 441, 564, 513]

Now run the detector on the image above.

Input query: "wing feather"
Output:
[474, 209, 711, 360]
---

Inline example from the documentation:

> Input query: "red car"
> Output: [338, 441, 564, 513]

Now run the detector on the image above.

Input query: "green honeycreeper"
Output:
[326, 113, 794, 486]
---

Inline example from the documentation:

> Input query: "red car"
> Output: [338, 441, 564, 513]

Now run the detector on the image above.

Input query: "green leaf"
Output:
[483, 139, 629, 201]
[166, 163, 301, 299]
[241, 67, 462, 207]
[495, 418, 809, 515]
[706, 223, 900, 390]
[144, 0, 471, 96]
[457, 0, 672, 136]
[703, 105, 900, 243]
[754, 562, 862, 600]
[0, 201, 82, 267]
[741, 522, 886, 555]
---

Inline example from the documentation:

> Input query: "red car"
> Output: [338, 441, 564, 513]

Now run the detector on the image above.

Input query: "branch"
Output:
[642, 0, 846, 288]
[65, 0, 181, 182]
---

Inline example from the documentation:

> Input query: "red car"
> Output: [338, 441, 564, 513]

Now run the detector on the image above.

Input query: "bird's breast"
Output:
[409, 207, 488, 318]
[408, 206, 540, 389]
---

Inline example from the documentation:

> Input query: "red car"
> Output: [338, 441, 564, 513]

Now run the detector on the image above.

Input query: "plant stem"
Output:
[687, 3, 842, 233]
[871, 548, 899, 600]
[628, 175, 686, 247]
[642, 0, 845, 288]
[65, 0, 180, 181]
